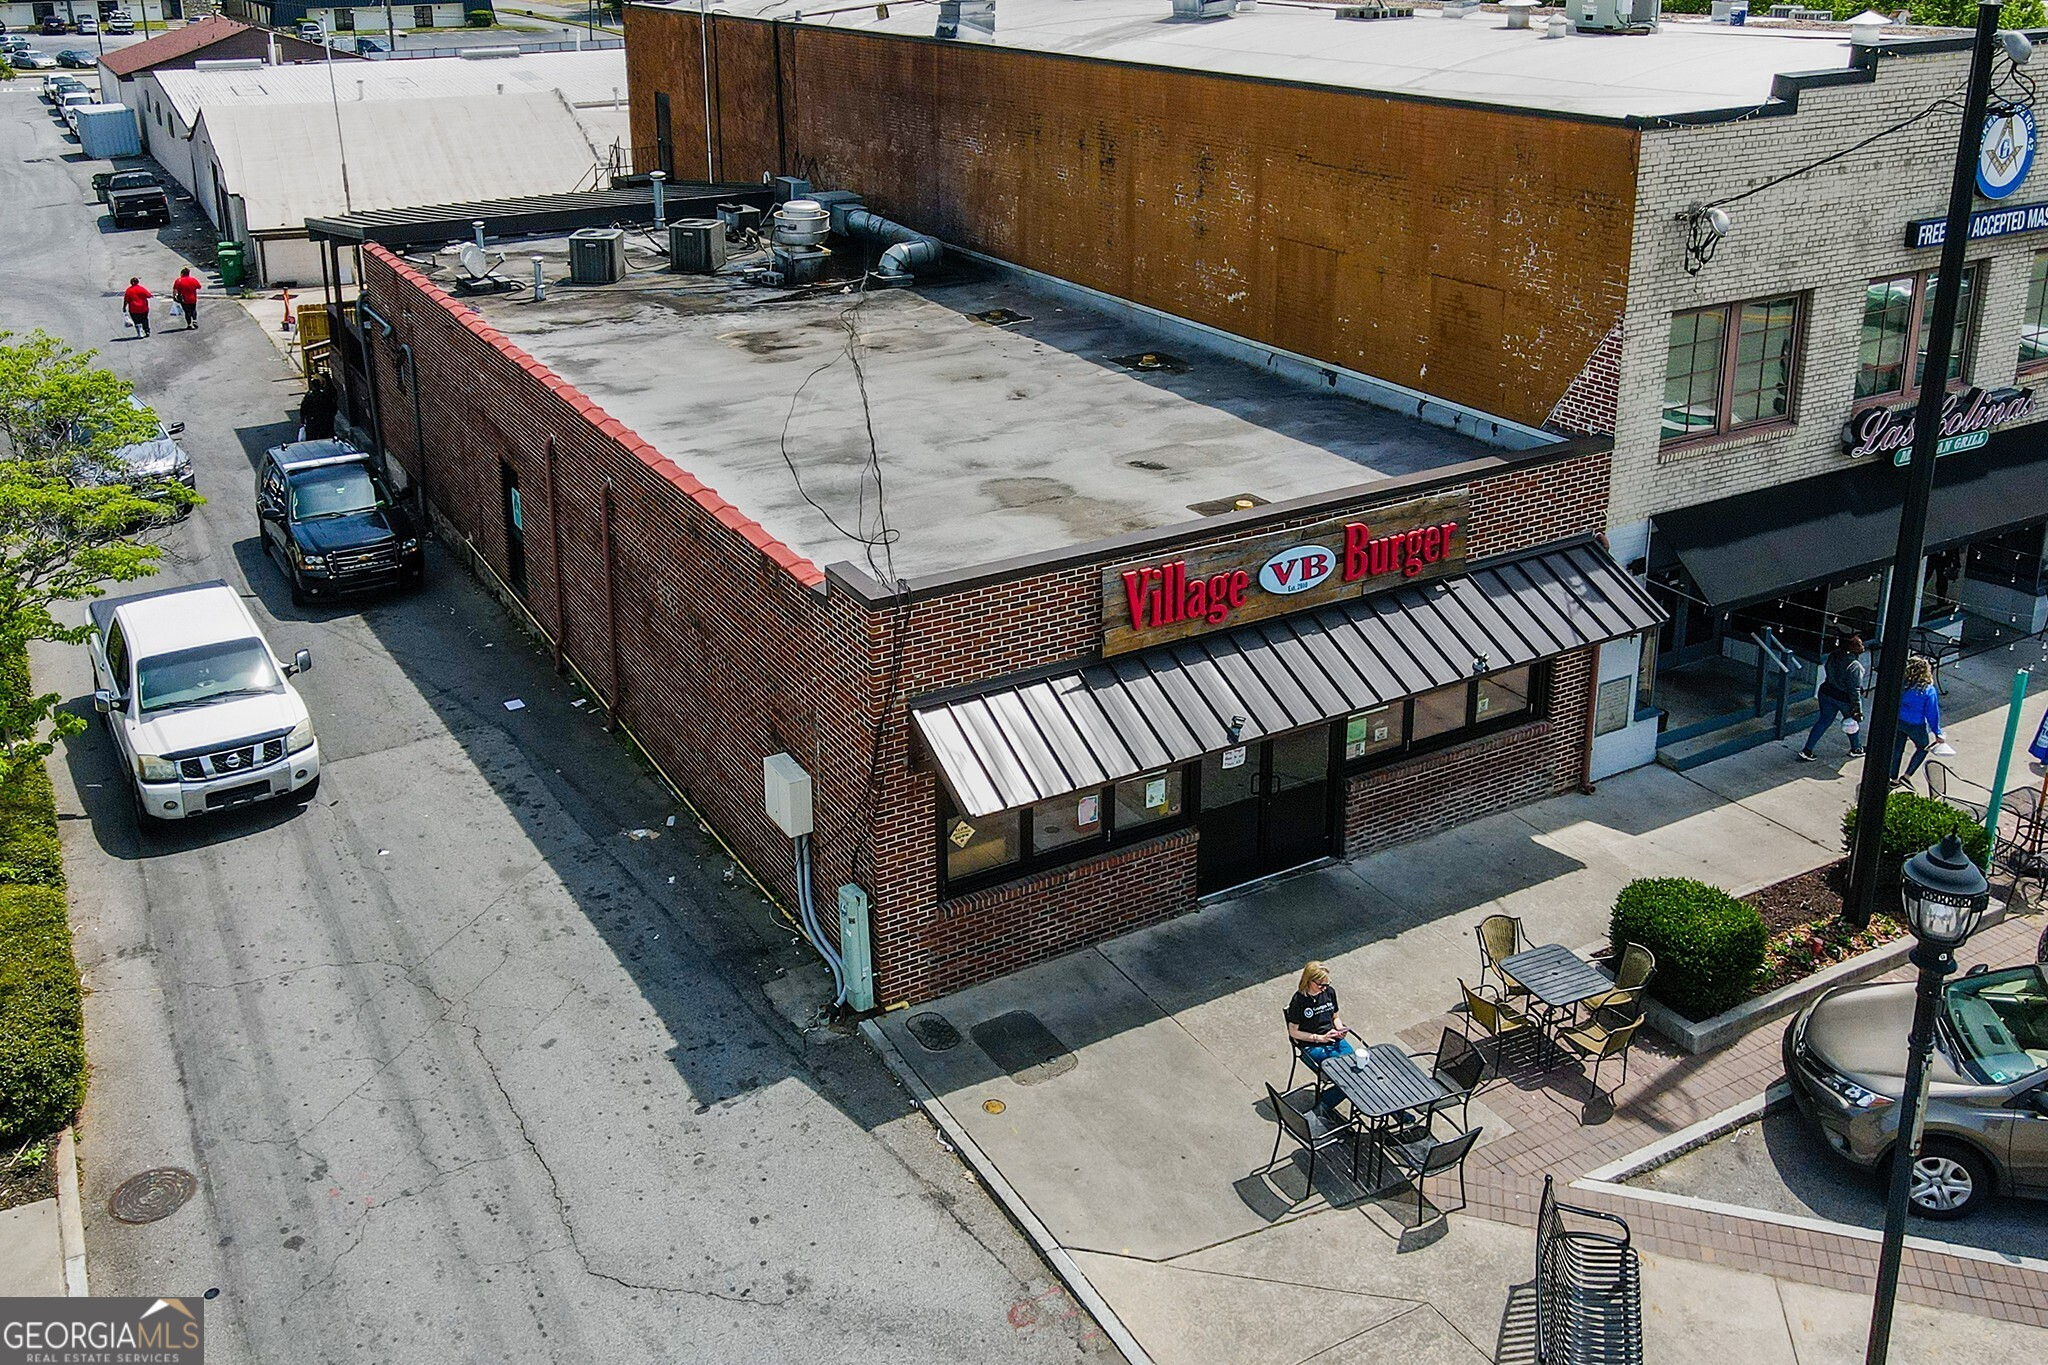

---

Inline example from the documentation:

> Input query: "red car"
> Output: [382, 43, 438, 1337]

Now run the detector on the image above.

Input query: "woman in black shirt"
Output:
[1286, 961, 1354, 1117]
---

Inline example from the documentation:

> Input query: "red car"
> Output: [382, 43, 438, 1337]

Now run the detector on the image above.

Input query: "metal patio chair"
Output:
[1375, 1111, 1483, 1227]
[1460, 978, 1538, 1066]
[1580, 943, 1655, 1022]
[1264, 1082, 1360, 1196]
[1410, 1025, 1488, 1130]
[1924, 761, 1990, 820]
[1557, 1015, 1643, 1120]
[1282, 1008, 1333, 1111]
[1477, 913, 1530, 1000]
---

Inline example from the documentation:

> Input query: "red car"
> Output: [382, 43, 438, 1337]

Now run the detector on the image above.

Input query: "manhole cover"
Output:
[906, 1011, 962, 1052]
[969, 1010, 1077, 1086]
[109, 1168, 197, 1224]
[983, 1099, 1007, 1114]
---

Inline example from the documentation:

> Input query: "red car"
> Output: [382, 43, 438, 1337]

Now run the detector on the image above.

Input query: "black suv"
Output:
[257, 441, 423, 605]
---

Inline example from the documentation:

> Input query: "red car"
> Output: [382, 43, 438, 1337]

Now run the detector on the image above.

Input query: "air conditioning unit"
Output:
[1571, 0, 1658, 29]
[567, 227, 625, 285]
[668, 219, 726, 274]
[1171, 0, 1233, 15]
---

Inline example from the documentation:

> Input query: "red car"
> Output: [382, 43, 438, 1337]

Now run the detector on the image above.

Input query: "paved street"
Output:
[0, 85, 1109, 1364]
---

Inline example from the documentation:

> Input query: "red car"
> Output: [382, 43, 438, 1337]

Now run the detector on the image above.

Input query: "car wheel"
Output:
[289, 565, 310, 607]
[129, 783, 154, 831]
[292, 774, 321, 805]
[1903, 1140, 1991, 1220]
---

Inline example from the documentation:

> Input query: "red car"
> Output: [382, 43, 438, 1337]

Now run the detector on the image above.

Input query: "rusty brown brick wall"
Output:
[624, 7, 1639, 428]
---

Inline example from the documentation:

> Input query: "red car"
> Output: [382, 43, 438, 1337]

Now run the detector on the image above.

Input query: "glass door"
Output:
[1195, 727, 1337, 894]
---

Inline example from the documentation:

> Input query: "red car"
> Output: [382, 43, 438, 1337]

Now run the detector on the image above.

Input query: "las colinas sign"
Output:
[1840, 385, 2035, 463]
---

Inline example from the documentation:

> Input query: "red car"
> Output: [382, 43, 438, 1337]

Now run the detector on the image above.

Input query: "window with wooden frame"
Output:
[1857, 266, 1978, 401]
[1661, 295, 1802, 442]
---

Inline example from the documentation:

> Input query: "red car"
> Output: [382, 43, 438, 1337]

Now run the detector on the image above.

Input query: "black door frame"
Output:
[1194, 724, 1342, 894]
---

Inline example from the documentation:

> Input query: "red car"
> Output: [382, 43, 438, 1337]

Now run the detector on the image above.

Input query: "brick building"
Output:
[621, 1, 2048, 771]
[310, 186, 1655, 1006]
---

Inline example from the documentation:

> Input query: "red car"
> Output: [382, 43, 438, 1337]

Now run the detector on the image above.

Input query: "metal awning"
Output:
[912, 539, 1663, 817]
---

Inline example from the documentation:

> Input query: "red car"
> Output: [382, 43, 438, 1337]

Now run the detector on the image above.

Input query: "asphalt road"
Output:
[0, 88, 1112, 1364]
[1630, 1107, 2047, 1260]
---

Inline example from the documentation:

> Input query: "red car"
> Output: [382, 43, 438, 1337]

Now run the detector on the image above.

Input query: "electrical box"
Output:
[837, 884, 876, 1012]
[763, 753, 813, 837]
[567, 227, 625, 285]
[668, 219, 726, 274]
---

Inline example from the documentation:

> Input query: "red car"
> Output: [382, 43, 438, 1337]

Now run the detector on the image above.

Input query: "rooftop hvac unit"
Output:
[1570, 0, 1658, 30]
[1171, 0, 1234, 15]
[668, 219, 726, 274]
[567, 228, 625, 285]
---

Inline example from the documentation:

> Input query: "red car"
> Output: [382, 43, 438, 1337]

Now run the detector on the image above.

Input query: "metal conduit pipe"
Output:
[843, 207, 941, 286]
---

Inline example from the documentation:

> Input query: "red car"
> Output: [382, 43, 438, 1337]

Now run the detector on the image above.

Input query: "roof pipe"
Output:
[843, 207, 940, 287]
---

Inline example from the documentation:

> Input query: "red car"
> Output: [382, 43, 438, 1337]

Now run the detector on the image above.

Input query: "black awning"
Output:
[911, 539, 1662, 817]
[1653, 425, 2048, 610]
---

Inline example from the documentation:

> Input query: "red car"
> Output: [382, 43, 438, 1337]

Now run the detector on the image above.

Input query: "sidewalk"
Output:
[873, 649, 2048, 1364]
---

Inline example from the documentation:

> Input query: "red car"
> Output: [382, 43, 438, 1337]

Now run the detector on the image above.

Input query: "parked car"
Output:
[350, 34, 386, 53]
[73, 16, 97, 34]
[295, 19, 324, 41]
[256, 441, 423, 605]
[56, 48, 93, 67]
[40, 16, 67, 34]
[57, 88, 95, 130]
[44, 74, 85, 101]
[105, 13, 133, 34]
[103, 169, 170, 226]
[69, 397, 195, 516]
[89, 580, 319, 823]
[15, 49, 58, 68]
[1784, 960, 2048, 1219]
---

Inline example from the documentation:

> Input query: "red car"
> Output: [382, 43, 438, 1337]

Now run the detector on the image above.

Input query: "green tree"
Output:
[0, 331, 193, 783]
[1903, 0, 2047, 24]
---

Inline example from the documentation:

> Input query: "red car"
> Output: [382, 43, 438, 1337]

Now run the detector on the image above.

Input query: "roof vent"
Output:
[936, 0, 996, 38]
[1335, 2, 1415, 18]
[1187, 493, 1270, 516]
[1111, 351, 1190, 374]
[975, 308, 1030, 326]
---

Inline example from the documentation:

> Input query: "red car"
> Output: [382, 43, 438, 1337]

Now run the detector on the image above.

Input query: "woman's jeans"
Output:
[1803, 695, 1863, 756]
[1301, 1036, 1358, 1116]
[1893, 721, 1933, 781]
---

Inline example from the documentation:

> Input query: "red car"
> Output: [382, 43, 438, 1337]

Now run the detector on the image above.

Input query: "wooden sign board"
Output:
[1100, 493, 1469, 656]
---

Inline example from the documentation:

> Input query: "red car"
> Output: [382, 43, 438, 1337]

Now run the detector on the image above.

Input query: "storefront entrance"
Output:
[1195, 727, 1335, 894]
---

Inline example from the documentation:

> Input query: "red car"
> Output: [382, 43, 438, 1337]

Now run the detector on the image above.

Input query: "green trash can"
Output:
[216, 242, 246, 290]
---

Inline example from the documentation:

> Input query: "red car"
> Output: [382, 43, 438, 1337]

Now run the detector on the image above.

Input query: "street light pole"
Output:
[1844, 0, 2003, 928]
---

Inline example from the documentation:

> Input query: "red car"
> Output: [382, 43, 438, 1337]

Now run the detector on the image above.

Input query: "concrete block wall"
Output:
[1613, 44, 2048, 527]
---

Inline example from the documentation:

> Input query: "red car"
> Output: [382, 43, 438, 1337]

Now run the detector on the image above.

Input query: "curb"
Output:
[858, 1019, 1154, 1365]
[55, 1127, 87, 1297]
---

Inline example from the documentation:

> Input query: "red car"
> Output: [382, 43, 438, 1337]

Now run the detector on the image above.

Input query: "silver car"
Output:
[1784, 962, 2048, 1218]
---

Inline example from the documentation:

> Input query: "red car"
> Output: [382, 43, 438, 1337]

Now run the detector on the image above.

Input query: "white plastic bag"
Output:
[1842, 718, 1860, 736]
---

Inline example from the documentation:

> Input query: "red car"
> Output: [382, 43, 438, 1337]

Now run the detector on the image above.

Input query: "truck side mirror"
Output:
[93, 690, 112, 715]
[166, 422, 185, 437]
[291, 648, 312, 676]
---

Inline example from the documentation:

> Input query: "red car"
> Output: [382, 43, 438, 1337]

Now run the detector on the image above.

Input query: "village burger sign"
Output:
[1842, 385, 2035, 466]
[1101, 493, 1468, 655]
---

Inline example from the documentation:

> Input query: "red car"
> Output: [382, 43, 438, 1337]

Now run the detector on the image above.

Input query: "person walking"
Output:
[1798, 633, 1866, 762]
[1285, 961, 1355, 1119]
[1890, 655, 1946, 786]
[171, 267, 200, 330]
[298, 374, 338, 442]
[121, 277, 152, 337]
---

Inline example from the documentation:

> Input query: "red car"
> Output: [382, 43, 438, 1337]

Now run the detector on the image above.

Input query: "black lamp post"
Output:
[1864, 832, 1989, 1365]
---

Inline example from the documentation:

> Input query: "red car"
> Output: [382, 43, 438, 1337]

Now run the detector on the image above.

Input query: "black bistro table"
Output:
[1322, 1044, 1451, 1186]
[1498, 943, 1615, 1057]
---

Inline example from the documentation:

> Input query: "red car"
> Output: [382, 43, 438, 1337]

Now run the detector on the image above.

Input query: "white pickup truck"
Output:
[89, 580, 320, 822]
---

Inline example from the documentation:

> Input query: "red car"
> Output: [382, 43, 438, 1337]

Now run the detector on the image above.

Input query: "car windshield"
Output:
[1944, 966, 2048, 1085]
[110, 174, 155, 189]
[136, 639, 281, 714]
[290, 465, 383, 520]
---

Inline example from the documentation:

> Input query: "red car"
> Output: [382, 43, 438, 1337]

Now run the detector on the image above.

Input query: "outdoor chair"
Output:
[1924, 761, 1989, 819]
[1460, 979, 1537, 1065]
[1282, 1009, 1333, 1110]
[1477, 914, 1530, 1000]
[1585, 986, 1644, 1031]
[1557, 1015, 1642, 1120]
[1998, 786, 2048, 877]
[1410, 1026, 1487, 1130]
[1580, 944, 1655, 1020]
[1263, 1082, 1360, 1195]
[1374, 1111, 1483, 1227]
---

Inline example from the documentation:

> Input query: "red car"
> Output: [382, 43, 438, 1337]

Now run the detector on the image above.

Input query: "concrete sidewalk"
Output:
[874, 649, 2048, 1364]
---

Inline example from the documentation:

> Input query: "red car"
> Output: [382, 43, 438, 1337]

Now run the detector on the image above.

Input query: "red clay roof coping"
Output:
[363, 244, 828, 590]
[99, 16, 253, 76]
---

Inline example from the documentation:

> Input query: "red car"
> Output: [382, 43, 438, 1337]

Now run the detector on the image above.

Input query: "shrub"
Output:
[0, 764, 63, 889]
[1610, 877, 1767, 1021]
[466, 8, 493, 25]
[1840, 791, 1991, 873]
[0, 885, 86, 1144]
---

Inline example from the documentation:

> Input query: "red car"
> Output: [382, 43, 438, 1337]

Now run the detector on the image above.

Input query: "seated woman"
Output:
[1286, 961, 1355, 1118]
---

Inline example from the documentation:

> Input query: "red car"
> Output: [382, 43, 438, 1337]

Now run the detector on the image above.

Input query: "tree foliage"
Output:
[0, 331, 192, 783]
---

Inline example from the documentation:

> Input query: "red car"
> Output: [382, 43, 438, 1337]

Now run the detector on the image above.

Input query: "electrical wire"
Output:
[1704, 84, 1966, 212]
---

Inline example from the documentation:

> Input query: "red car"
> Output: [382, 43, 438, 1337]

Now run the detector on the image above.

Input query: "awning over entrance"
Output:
[1652, 429, 2048, 610]
[911, 540, 1662, 817]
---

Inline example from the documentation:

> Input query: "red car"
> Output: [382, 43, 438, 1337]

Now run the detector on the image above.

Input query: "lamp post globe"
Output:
[1898, 832, 1991, 951]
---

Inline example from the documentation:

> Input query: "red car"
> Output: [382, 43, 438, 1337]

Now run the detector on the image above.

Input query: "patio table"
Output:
[1321, 1044, 1451, 1186]
[1499, 944, 1615, 1058]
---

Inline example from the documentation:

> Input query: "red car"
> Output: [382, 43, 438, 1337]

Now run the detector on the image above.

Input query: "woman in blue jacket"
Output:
[1891, 656, 1945, 785]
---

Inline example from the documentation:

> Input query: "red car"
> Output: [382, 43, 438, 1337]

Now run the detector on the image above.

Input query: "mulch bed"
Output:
[1744, 859, 1909, 996]
[0, 1128, 59, 1212]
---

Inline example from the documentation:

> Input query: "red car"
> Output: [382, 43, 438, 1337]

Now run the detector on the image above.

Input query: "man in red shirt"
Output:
[121, 277, 151, 338]
[170, 267, 200, 330]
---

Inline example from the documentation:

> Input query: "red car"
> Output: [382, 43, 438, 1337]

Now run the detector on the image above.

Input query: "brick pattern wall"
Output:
[1342, 649, 1594, 857]
[1615, 48, 2048, 528]
[624, 7, 1638, 429]
[1546, 323, 1623, 437]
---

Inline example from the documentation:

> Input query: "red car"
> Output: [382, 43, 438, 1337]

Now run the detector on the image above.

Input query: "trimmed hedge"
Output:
[1610, 877, 1767, 1021]
[0, 763, 64, 889]
[0, 885, 84, 1145]
[1840, 791, 1992, 873]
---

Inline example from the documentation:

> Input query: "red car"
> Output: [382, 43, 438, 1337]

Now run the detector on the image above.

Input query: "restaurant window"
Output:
[1343, 665, 1550, 771]
[1661, 295, 1800, 441]
[1342, 703, 1405, 762]
[944, 808, 1020, 883]
[1114, 769, 1186, 833]
[1475, 665, 1535, 724]
[2022, 254, 2048, 370]
[1410, 683, 1471, 744]
[1857, 266, 1977, 401]
[939, 767, 1193, 892]
[1030, 790, 1103, 853]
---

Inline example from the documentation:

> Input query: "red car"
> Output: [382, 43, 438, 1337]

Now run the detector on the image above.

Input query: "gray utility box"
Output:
[668, 219, 726, 274]
[568, 228, 626, 285]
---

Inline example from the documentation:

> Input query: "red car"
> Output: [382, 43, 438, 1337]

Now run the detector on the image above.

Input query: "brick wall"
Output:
[623, 6, 1639, 430]
[1546, 324, 1623, 438]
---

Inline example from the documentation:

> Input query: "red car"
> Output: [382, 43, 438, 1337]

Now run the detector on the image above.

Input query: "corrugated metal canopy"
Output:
[912, 540, 1663, 817]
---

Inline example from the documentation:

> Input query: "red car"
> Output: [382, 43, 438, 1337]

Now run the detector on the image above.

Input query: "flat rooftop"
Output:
[424, 240, 1500, 580]
[725, 0, 1889, 120]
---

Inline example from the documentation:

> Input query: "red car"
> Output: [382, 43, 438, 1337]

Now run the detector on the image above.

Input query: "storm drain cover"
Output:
[969, 1011, 1077, 1086]
[906, 1011, 963, 1052]
[109, 1167, 197, 1224]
